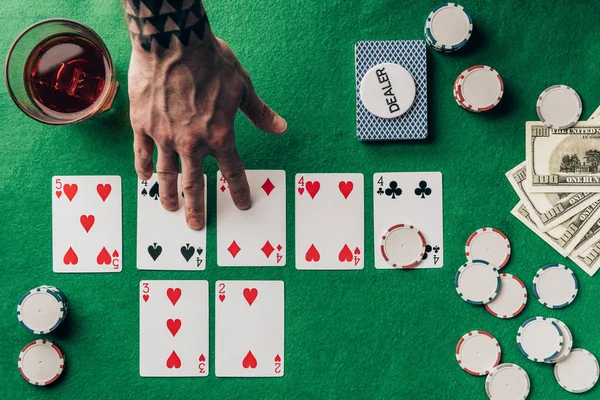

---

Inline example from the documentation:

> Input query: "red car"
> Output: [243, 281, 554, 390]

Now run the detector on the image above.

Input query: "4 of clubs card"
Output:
[137, 173, 206, 270]
[373, 172, 444, 269]
[52, 176, 122, 273]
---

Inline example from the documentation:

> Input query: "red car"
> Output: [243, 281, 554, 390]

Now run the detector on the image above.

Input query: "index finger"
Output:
[181, 155, 206, 230]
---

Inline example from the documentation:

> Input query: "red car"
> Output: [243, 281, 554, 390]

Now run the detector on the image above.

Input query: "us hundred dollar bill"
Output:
[570, 238, 600, 276]
[506, 162, 600, 232]
[526, 121, 600, 193]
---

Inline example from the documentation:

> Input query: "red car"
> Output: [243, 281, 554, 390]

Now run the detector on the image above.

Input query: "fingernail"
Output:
[163, 200, 178, 210]
[273, 115, 287, 133]
[236, 199, 251, 210]
[188, 218, 204, 230]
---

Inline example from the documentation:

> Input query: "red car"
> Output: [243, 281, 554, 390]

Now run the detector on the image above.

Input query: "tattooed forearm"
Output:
[123, 0, 210, 52]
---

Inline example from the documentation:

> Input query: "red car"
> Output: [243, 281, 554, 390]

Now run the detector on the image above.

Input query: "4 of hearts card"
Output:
[52, 176, 122, 273]
[140, 280, 209, 377]
[295, 173, 364, 270]
[217, 170, 286, 267]
[137, 174, 206, 270]
[215, 280, 284, 377]
[373, 172, 444, 269]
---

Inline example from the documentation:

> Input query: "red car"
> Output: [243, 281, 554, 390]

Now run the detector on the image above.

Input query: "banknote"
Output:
[570, 238, 600, 276]
[526, 121, 600, 193]
[506, 162, 599, 231]
[590, 105, 600, 121]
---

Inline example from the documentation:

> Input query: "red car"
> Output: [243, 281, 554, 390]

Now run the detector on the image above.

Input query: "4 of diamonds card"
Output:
[52, 176, 122, 273]
[373, 172, 443, 269]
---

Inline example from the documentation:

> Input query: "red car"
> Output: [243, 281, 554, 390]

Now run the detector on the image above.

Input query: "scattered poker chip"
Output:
[554, 348, 599, 393]
[465, 228, 511, 269]
[424, 3, 473, 52]
[455, 330, 501, 376]
[485, 363, 530, 400]
[455, 66, 504, 112]
[17, 287, 67, 334]
[545, 319, 573, 364]
[532, 264, 578, 308]
[455, 260, 500, 305]
[359, 63, 416, 119]
[517, 317, 563, 362]
[536, 85, 582, 129]
[380, 224, 426, 268]
[18, 340, 65, 386]
[484, 273, 527, 319]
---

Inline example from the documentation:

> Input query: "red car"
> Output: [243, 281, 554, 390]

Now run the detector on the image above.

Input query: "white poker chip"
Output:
[456, 330, 501, 376]
[455, 66, 504, 112]
[17, 287, 67, 334]
[545, 319, 573, 364]
[536, 85, 582, 129]
[532, 264, 578, 308]
[484, 273, 527, 319]
[455, 260, 500, 305]
[517, 317, 563, 362]
[18, 340, 65, 386]
[424, 3, 473, 52]
[359, 63, 416, 119]
[555, 348, 599, 393]
[485, 363, 530, 400]
[380, 224, 426, 268]
[465, 228, 511, 269]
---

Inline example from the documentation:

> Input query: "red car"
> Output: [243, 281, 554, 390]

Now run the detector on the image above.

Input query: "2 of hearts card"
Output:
[140, 280, 209, 377]
[373, 172, 444, 269]
[215, 281, 284, 377]
[137, 174, 206, 270]
[295, 173, 364, 270]
[52, 176, 122, 273]
[217, 170, 286, 267]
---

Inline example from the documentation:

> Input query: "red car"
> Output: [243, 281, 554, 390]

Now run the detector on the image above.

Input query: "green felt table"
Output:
[2, 0, 600, 399]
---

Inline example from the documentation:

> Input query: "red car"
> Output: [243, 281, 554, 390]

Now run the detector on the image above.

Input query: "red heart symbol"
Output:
[199, 354, 206, 362]
[96, 247, 111, 265]
[142, 294, 149, 302]
[305, 244, 320, 262]
[63, 247, 78, 265]
[55, 191, 62, 198]
[298, 187, 305, 195]
[243, 288, 258, 306]
[166, 351, 181, 369]
[242, 351, 257, 369]
[354, 247, 361, 255]
[80, 215, 95, 233]
[97, 184, 112, 202]
[274, 354, 281, 362]
[338, 244, 353, 262]
[167, 288, 182, 306]
[218, 294, 225, 302]
[166, 319, 181, 336]
[64, 184, 78, 201]
[112, 250, 119, 257]
[339, 181, 354, 199]
[306, 181, 320, 199]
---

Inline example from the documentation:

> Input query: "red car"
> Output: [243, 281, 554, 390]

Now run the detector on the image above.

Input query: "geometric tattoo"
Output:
[124, 0, 209, 52]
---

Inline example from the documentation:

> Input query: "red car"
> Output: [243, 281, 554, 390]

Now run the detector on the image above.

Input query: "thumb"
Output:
[240, 83, 287, 135]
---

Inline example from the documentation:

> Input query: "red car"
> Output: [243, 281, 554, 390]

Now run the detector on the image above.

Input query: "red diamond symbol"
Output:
[277, 244, 282, 252]
[220, 185, 226, 192]
[261, 179, 275, 196]
[261, 241, 275, 258]
[227, 241, 241, 258]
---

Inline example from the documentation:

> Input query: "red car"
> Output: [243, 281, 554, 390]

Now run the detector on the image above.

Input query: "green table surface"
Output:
[2, 0, 600, 399]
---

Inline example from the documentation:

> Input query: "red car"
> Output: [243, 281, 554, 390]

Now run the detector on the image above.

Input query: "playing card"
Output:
[139, 280, 209, 377]
[295, 173, 364, 270]
[137, 174, 206, 270]
[215, 280, 284, 377]
[373, 172, 443, 268]
[356, 40, 428, 141]
[217, 170, 286, 266]
[52, 176, 122, 273]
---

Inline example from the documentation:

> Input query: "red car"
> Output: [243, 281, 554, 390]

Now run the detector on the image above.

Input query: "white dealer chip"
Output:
[359, 63, 416, 119]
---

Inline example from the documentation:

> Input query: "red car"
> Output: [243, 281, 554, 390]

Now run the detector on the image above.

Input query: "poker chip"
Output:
[484, 273, 527, 319]
[554, 348, 599, 393]
[485, 363, 530, 400]
[18, 340, 65, 386]
[545, 319, 573, 364]
[455, 330, 501, 376]
[532, 264, 578, 308]
[424, 3, 473, 52]
[455, 260, 500, 305]
[17, 286, 67, 334]
[517, 317, 563, 362]
[359, 63, 416, 119]
[380, 224, 426, 268]
[455, 66, 504, 112]
[536, 85, 582, 129]
[465, 228, 511, 269]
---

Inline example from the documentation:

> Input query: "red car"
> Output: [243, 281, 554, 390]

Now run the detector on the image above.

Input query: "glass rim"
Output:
[4, 18, 117, 126]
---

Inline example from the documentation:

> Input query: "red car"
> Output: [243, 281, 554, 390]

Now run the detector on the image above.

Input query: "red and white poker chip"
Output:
[485, 273, 527, 318]
[18, 340, 64, 386]
[465, 228, 511, 269]
[456, 330, 502, 376]
[380, 224, 426, 268]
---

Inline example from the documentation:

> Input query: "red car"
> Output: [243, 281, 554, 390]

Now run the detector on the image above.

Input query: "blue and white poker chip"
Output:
[533, 264, 578, 308]
[517, 317, 563, 362]
[455, 260, 500, 305]
[424, 3, 473, 52]
[17, 286, 67, 334]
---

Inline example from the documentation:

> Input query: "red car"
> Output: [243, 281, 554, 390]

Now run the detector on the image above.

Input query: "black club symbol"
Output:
[422, 245, 433, 260]
[415, 181, 432, 199]
[433, 246, 440, 253]
[377, 187, 384, 195]
[385, 181, 402, 199]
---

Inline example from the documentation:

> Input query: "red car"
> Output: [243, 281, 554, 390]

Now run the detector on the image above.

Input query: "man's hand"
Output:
[124, 0, 287, 230]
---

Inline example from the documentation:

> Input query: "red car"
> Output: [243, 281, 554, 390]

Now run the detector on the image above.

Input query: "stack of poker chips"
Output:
[424, 3, 473, 53]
